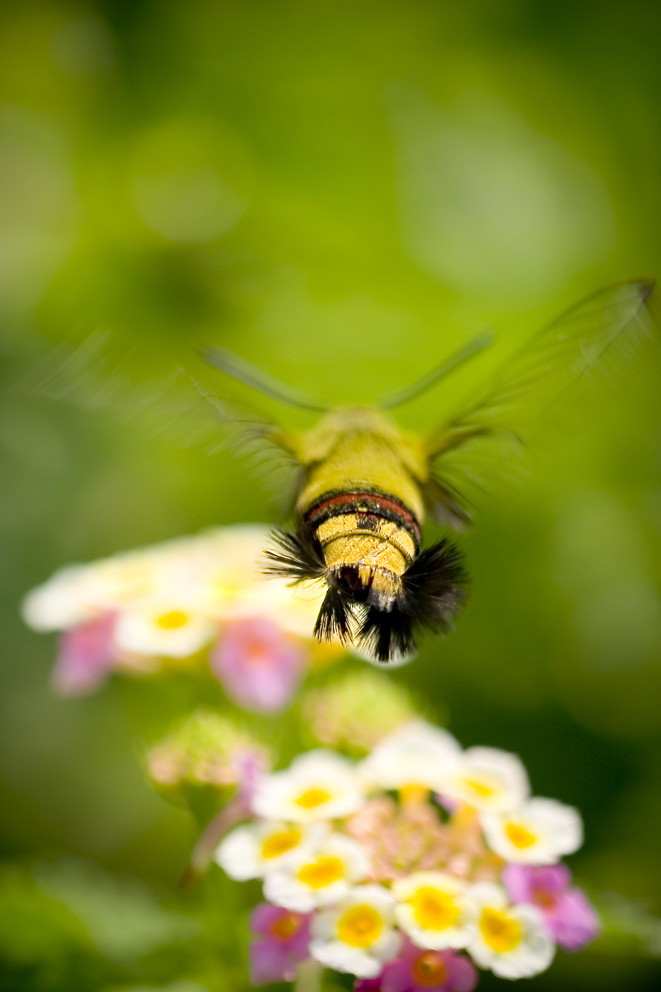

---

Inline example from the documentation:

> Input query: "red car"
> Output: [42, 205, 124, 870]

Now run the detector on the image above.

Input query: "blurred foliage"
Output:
[1, 0, 661, 989]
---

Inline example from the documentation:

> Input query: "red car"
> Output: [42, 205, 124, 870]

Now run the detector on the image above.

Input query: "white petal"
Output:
[482, 796, 583, 863]
[22, 565, 101, 631]
[310, 909, 339, 942]
[252, 750, 363, 822]
[114, 605, 216, 658]
[441, 746, 530, 811]
[371, 928, 402, 963]
[310, 939, 382, 978]
[264, 871, 319, 912]
[393, 870, 466, 901]
[215, 825, 262, 880]
[467, 882, 508, 910]
[359, 720, 461, 791]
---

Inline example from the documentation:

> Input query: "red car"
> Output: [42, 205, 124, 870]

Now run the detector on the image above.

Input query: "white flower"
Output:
[214, 821, 324, 881]
[22, 525, 325, 646]
[264, 833, 370, 911]
[358, 720, 461, 792]
[193, 525, 323, 636]
[113, 600, 218, 658]
[393, 871, 477, 950]
[481, 797, 583, 864]
[253, 578, 326, 640]
[440, 746, 530, 811]
[252, 750, 364, 823]
[83, 549, 168, 609]
[310, 884, 401, 978]
[22, 543, 187, 632]
[22, 564, 105, 631]
[467, 882, 555, 979]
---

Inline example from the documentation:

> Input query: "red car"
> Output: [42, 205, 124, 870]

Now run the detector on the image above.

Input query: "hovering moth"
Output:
[198, 278, 655, 665]
[36, 279, 655, 665]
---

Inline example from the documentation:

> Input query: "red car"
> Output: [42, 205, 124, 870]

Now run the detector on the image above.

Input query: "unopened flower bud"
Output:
[301, 670, 420, 756]
[146, 709, 271, 807]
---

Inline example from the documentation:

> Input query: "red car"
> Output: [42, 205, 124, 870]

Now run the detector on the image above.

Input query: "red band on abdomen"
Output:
[306, 492, 421, 544]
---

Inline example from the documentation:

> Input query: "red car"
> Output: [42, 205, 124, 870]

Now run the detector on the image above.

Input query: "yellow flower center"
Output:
[399, 784, 429, 805]
[271, 912, 302, 939]
[261, 827, 302, 860]
[411, 887, 460, 931]
[156, 610, 189, 630]
[337, 904, 384, 948]
[505, 821, 537, 849]
[294, 787, 332, 809]
[479, 907, 522, 953]
[412, 951, 448, 986]
[297, 856, 344, 889]
[461, 776, 496, 799]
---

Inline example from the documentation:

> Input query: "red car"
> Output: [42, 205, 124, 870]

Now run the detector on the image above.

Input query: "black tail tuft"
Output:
[402, 540, 468, 634]
[313, 579, 357, 643]
[357, 605, 416, 663]
[357, 540, 468, 664]
[262, 524, 326, 582]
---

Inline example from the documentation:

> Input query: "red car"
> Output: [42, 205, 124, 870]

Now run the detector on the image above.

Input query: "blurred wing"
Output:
[21, 331, 302, 499]
[424, 279, 656, 525]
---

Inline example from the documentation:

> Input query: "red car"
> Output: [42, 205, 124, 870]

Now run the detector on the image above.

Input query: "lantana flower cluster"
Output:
[22, 525, 329, 711]
[215, 721, 599, 988]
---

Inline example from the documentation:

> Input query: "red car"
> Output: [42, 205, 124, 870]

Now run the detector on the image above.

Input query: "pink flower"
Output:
[355, 938, 477, 992]
[211, 618, 305, 713]
[51, 613, 116, 695]
[502, 863, 600, 951]
[250, 903, 312, 985]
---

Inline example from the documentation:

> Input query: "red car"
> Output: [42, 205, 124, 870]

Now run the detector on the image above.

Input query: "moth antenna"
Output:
[380, 330, 494, 409]
[262, 526, 327, 582]
[202, 346, 330, 413]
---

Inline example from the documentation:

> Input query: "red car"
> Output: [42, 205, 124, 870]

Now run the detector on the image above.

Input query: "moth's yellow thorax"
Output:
[294, 408, 428, 521]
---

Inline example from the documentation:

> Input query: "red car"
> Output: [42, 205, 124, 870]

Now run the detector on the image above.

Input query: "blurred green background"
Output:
[1, 1, 661, 990]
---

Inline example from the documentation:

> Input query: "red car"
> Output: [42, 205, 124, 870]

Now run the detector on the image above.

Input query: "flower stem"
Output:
[180, 794, 248, 887]
[294, 958, 323, 992]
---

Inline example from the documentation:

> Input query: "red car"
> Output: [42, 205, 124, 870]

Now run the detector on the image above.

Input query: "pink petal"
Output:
[250, 902, 283, 937]
[503, 863, 571, 905]
[381, 947, 478, 992]
[211, 618, 304, 713]
[51, 613, 116, 695]
[250, 939, 295, 985]
[381, 956, 415, 992]
[250, 903, 312, 958]
[354, 978, 383, 991]
[446, 954, 479, 992]
[551, 888, 601, 950]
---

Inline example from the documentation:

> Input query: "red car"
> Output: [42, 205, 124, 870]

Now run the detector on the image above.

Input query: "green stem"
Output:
[294, 957, 323, 992]
[180, 795, 247, 887]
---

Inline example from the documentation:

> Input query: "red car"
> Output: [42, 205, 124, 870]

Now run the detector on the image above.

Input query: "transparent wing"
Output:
[21, 331, 302, 500]
[425, 279, 656, 524]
